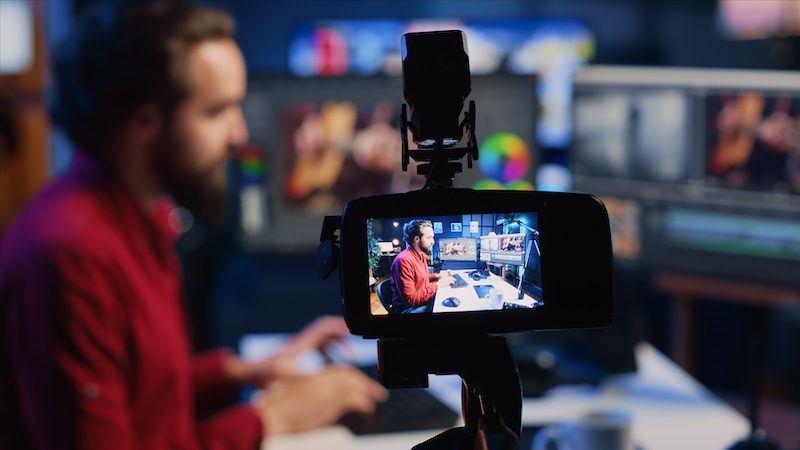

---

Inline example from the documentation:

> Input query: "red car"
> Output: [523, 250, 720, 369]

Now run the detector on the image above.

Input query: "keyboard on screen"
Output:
[502, 302, 531, 310]
[451, 274, 468, 288]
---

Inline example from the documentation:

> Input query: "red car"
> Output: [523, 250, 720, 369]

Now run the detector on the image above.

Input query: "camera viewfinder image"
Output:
[368, 213, 542, 315]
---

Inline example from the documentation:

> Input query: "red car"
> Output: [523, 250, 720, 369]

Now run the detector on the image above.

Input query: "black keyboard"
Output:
[502, 301, 531, 310]
[340, 365, 459, 435]
[451, 274, 468, 288]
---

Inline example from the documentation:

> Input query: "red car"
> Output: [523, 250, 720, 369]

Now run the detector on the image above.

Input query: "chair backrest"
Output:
[376, 278, 394, 312]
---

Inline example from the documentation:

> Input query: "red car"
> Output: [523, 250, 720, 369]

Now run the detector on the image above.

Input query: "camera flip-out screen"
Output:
[369, 212, 542, 315]
[340, 189, 613, 338]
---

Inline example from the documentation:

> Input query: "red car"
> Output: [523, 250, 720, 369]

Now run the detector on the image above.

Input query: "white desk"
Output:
[242, 336, 749, 450]
[432, 269, 539, 313]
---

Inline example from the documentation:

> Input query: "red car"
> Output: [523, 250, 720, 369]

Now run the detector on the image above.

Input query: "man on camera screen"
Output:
[389, 219, 455, 314]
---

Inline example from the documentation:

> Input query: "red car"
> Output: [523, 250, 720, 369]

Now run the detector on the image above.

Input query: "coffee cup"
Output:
[489, 289, 503, 309]
[532, 410, 633, 450]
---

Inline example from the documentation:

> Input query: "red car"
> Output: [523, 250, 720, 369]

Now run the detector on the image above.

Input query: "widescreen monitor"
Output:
[571, 66, 800, 287]
[438, 238, 478, 262]
[240, 75, 537, 252]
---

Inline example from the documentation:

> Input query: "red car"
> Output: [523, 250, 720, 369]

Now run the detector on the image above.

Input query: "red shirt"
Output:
[390, 248, 438, 308]
[0, 155, 262, 450]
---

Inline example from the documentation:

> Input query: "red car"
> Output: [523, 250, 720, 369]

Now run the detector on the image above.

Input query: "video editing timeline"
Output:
[480, 233, 526, 265]
[571, 66, 800, 286]
[369, 213, 542, 315]
[240, 76, 537, 252]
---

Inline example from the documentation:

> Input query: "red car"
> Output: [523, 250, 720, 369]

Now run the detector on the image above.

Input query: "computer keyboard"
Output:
[451, 273, 468, 288]
[340, 365, 459, 435]
[502, 301, 531, 310]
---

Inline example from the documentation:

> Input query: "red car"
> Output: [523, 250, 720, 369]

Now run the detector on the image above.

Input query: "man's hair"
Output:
[50, 1, 235, 158]
[403, 219, 433, 245]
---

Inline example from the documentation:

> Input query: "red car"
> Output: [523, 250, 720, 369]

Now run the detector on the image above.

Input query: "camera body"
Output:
[316, 30, 614, 450]
[340, 188, 613, 338]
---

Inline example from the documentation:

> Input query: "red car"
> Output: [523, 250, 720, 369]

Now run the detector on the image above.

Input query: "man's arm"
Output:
[6, 247, 140, 450]
[6, 246, 264, 450]
[192, 349, 244, 419]
[397, 258, 438, 307]
[428, 270, 451, 282]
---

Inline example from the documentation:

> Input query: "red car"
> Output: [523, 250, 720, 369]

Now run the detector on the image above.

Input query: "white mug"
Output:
[532, 410, 633, 450]
[489, 289, 504, 309]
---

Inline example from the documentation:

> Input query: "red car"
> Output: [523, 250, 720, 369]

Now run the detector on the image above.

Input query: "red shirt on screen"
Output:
[390, 247, 438, 309]
[0, 154, 262, 450]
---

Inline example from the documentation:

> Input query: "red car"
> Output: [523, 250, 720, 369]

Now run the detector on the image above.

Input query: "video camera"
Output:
[318, 30, 613, 450]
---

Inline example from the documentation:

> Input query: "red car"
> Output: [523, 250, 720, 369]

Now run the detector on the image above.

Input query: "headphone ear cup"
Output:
[316, 239, 339, 279]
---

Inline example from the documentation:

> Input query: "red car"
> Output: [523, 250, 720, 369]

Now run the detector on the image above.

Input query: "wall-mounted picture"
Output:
[470, 221, 480, 233]
[433, 222, 443, 233]
[451, 222, 463, 232]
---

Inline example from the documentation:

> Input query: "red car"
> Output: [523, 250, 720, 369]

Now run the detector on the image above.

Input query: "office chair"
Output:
[376, 278, 394, 313]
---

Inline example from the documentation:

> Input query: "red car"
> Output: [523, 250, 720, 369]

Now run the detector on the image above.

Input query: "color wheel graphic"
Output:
[474, 132, 532, 190]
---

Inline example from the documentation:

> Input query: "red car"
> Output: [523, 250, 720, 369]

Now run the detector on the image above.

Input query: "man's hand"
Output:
[225, 316, 353, 386]
[253, 366, 388, 436]
[437, 276, 455, 287]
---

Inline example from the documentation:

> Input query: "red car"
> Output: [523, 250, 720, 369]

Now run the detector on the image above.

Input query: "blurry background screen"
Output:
[287, 18, 594, 152]
[717, 0, 800, 40]
[573, 88, 691, 182]
[571, 66, 800, 287]
[0, 0, 34, 75]
[705, 92, 800, 194]
[240, 75, 538, 252]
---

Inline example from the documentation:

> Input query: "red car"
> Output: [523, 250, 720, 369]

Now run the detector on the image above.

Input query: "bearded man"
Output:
[0, 3, 385, 449]
[389, 219, 455, 314]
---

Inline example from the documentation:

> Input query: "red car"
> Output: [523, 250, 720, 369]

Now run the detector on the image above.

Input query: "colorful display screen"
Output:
[368, 213, 542, 315]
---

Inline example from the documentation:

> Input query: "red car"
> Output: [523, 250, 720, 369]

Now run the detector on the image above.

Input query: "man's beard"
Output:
[420, 242, 433, 256]
[155, 133, 231, 224]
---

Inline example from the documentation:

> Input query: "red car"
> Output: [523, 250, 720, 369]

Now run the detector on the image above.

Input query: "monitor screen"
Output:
[571, 66, 800, 287]
[370, 214, 541, 315]
[240, 76, 537, 252]
[378, 242, 395, 253]
[572, 88, 691, 182]
[705, 92, 800, 195]
[481, 233, 526, 265]
[438, 238, 478, 262]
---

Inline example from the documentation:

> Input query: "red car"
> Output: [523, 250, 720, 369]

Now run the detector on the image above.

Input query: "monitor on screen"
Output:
[438, 238, 478, 262]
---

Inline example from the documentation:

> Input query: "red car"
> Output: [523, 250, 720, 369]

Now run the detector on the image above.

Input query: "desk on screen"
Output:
[432, 269, 539, 313]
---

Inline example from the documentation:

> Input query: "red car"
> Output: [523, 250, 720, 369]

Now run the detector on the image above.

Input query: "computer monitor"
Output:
[495, 233, 527, 265]
[480, 233, 526, 265]
[239, 75, 537, 252]
[438, 238, 478, 262]
[480, 235, 499, 255]
[571, 66, 800, 287]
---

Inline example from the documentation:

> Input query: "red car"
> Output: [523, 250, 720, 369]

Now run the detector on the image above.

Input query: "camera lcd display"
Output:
[368, 213, 542, 315]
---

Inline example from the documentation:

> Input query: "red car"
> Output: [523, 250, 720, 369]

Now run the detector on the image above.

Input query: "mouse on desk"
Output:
[442, 297, 460, 308]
